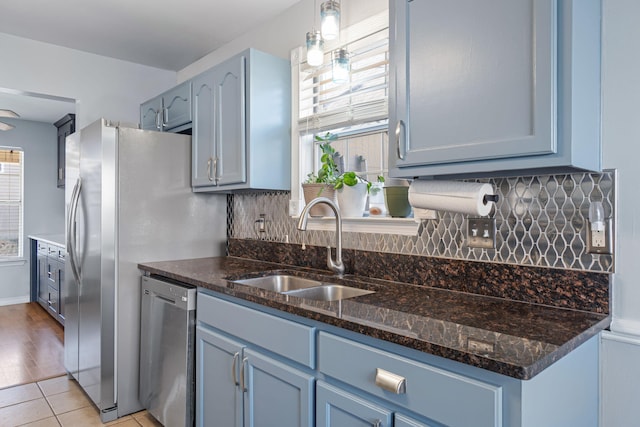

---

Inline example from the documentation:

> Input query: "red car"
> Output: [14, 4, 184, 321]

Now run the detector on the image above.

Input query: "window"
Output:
[0, 148, 24, 260]
[290, 11, 418, 234]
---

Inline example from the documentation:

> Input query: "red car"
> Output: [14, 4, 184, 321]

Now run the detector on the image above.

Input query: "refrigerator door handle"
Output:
[68, 177, 82, 284]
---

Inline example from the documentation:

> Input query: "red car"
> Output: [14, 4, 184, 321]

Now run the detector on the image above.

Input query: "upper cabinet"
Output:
[389, 0, 602, 178]
[55, 113, 75, 188]
[140, 81, 192, 132]
[191, 48, 291, 192]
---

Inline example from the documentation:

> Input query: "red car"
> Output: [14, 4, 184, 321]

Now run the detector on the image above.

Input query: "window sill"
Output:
[299, 216, 420, 236]
[0, 258, 27, 267]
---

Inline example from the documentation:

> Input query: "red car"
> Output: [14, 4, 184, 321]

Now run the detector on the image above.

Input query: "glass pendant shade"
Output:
[306, 31, 324, 66]
[332, 48, 349, 84]
[320, 1, 340, 40]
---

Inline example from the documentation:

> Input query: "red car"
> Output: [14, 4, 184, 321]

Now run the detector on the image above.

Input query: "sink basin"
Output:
[233, 275, 323, 292]
[232, 273, 375, 301]
[283, 284, 374, 302]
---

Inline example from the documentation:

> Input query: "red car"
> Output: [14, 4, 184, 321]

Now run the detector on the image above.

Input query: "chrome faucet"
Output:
[297, 197, 345, 275]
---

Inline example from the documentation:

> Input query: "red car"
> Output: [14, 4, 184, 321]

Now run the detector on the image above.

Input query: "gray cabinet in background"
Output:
[31, 238, 65, 325]
[389, 0, 602, 178]
[140, 80, 192, 132]
[191, 48, 291, 192]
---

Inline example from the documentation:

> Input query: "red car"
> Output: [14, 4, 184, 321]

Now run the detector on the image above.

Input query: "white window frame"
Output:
[0, 147, 25, 264]
[289, 10, 419, 235]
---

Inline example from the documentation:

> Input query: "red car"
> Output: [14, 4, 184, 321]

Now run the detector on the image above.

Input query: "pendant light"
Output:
[306, 30, 324, 67]
[321, 1, 341, 40]
[332, 48, 349, 84]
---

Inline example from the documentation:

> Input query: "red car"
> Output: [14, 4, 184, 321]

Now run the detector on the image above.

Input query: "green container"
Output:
[384, 186, 412, 218]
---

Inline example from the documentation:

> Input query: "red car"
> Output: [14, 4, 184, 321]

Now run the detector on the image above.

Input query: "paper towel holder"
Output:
[482, 194, 499, 205]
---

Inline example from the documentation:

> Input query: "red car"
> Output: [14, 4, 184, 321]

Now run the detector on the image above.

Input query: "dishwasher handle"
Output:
[141, 276, 196, 311]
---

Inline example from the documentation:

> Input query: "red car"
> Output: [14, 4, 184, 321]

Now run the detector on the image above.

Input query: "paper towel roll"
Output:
[408, 180, 496, 216]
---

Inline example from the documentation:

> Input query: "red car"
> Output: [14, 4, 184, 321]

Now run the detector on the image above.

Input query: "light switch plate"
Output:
[466, 218, 496, 249]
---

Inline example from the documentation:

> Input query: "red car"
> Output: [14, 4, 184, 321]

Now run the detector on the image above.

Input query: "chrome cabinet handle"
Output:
[395, 120, 406, 160]
[231, 352, 239, 386]
[207, 158, 214, 182]
[162, 107, 169, 127]
[375, 368, 406, 394]
[240, 357, 248, 392]
[372, 420, 382, 427]
[212, 157, 219, 182]
[155, 110, 162, 130]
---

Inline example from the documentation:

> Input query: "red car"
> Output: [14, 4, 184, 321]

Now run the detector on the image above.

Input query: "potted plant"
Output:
[368, 176, 386, 216]
[301, 133, 339, 217]
[334, 171, 372, 217]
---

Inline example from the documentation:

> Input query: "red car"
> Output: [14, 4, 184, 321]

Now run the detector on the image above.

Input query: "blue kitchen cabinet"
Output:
[389, 0, 602, 178]
[243, 348, 314, 427]
[196, 292, 315, 427]
[196, 326, 244, 427]
[316, 381, 392, 427]
[140, 80, 192, 132]
[191, 48, 291, 192]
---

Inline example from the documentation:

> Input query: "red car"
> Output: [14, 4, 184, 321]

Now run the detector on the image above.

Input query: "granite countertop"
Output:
[138, 256, 610, 380]
[28, 234, 66, 248]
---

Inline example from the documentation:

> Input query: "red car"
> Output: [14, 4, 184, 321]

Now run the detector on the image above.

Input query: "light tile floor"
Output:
[0, 376, 162, 427]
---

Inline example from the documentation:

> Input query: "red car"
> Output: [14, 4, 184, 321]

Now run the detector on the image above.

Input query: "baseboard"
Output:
[0, 295, 30, 307]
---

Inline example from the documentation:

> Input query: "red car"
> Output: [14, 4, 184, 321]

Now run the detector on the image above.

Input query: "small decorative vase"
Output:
[336, 182, 368, 217]
[302, 183, 338, 217]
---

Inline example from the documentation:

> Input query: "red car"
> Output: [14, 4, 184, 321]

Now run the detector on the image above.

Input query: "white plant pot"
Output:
[336, 183, 368, 217]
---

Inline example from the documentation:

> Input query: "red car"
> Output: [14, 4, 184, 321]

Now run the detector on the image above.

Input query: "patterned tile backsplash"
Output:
[230, 170, 615, 273]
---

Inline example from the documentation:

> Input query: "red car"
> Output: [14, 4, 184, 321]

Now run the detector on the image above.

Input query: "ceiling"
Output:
[0, 0, 302, 125]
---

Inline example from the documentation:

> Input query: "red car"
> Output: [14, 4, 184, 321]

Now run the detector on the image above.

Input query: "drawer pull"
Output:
[375, 368, 406, 394]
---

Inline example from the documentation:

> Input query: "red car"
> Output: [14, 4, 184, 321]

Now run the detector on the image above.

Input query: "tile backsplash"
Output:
[230, 170, 615, 273]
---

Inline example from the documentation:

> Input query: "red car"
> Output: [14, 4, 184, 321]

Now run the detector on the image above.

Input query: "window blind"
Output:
[298, 26, 389, 135]
[0, 149, 23, 258]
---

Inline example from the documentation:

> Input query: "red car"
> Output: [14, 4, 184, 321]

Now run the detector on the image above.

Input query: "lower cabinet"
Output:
[32, 239, 65, 325]
[195, 291, 599, 427]
[316, 381, 392, 427]
[196, 304, 315, 427]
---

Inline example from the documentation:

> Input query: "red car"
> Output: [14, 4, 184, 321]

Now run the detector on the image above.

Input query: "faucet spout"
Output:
[297, 197, 345, 275]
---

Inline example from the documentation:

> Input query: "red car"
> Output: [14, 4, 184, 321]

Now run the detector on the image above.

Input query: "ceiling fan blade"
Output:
[0, 109, 20, 119]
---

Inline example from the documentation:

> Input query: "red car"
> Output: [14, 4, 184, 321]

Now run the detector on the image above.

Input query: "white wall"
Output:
[178, 0, 387, 81]
[0, 32, 176, 128]
[600, 0, 640, 425]
[0, 119, 62, 303]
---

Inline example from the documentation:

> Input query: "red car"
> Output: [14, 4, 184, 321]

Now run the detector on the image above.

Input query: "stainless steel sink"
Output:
[233, 275, 323, 293]
[283, 284, 374, 301]
[232, 274, 375, 301]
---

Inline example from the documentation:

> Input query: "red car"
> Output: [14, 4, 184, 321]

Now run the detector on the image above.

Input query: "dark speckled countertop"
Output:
[138, 256, 610, 380]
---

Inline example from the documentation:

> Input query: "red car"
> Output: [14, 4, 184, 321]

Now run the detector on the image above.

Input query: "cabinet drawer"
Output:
[37, 242, 49, 255]
[198, 293, 315, 368]
[318, 332, 502, 427]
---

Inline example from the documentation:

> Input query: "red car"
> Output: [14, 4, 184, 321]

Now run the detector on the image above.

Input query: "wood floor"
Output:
[0, 303, 65, 390]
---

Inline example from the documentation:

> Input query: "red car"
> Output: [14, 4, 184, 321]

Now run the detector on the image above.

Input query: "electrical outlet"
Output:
[289, 200, 300, 216]
[587, 219, 612, 254]
[466, 218, 496, 249]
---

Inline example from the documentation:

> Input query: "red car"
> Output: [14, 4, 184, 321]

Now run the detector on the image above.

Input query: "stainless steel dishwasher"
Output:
[139, 275, 196, 427]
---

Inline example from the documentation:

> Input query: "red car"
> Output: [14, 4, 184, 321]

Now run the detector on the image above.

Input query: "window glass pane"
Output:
[0, 148, 23, 258]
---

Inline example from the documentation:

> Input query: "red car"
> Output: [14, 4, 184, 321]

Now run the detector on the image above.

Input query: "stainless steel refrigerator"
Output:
[64, 118, 226, 422]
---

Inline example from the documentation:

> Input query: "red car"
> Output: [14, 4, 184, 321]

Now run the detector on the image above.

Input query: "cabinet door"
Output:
[395, 413, 435, 427]
[390, 0, 555, 169]
[196, 326, 244, 427]
[140, 97, 162, 131]
[316, 381, 392, 427]
[37, 254, 48, 308]
[162, 81, 192, 130]
[56, 115, 75, 188]
[243, 348, 314, 427]
[215, 53, 247, 187]
[192, 69, 217, 187]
